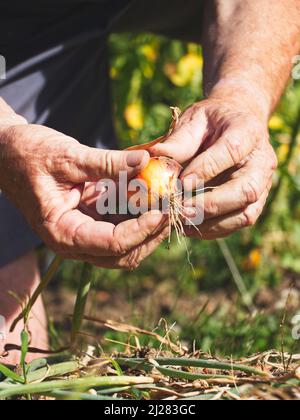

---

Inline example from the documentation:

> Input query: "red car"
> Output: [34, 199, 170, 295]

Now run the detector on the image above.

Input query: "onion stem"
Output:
[0, 375, 154, 399]
[115, 357, 268, 378]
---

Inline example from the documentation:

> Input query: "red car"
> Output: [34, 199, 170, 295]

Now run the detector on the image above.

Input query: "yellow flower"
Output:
[179, 53, 203, 74]
[269, 115, 285, 131]
[277, 144, 289, 163]
[110, 67, 118, 80]
[167, 53, 203, 87]
[140, 45, 158, 62]
[242, 249, 262, 271]
[192, 267, 206, 280]
[124, 103, 144, 131]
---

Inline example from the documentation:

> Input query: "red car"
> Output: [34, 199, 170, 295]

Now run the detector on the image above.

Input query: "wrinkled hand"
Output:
[0, 124, 168, 268]
[151, 99, 278, 239]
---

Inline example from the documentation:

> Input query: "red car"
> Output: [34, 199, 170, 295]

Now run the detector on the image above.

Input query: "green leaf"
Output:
[108, 359, 123, 376]
[0, 364, 24, 384]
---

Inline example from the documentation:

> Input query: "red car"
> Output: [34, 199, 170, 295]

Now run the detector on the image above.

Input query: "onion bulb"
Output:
[126, 107, 201, 250]
[129, 156, 183, 208]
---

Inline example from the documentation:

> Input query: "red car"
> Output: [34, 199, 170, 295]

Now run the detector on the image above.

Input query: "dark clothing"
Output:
[0, 0, 203, 267]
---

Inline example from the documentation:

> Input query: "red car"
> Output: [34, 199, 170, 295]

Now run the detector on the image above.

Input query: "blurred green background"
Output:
[47, 33, 300, 358]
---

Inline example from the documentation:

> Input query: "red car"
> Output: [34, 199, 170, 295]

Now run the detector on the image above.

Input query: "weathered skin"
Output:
[0, 120, 168, 269]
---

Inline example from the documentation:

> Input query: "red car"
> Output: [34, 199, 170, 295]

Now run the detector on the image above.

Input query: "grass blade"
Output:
[27, 361, 81, 384]
[180, 393, 231, 400]
[115, 359, 235, 381]
[20, 330, 29, 381]
[217, 239, 255, 313]
[156, 366, 235, 381]
[0, 364, 24, 384]
[108, 358, 123, 376]
[28, 355, 76, 373]
[0, 375, 154, 399]
[44, 390, 125, 400]
[116, 357, 268, 378]
[71, 263, 93, 345]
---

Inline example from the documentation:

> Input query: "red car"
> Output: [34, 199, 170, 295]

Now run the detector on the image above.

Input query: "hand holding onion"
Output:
[147, 100, 277, 240]
[0, 124, 171, 270]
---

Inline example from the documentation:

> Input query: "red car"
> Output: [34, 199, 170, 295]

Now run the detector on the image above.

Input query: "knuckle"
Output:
[241, 209, 256, 227]
[202, 152, 221, 179]
[65, 145, 80, 168]
[204, 197, 219, 217]
[99, 150, 121, 177]
[99, 150, 112, 176]
[56, 159, 73, 177]
[110, 226, 128, 256]
[242, 178, 260, 205]
[224, 136, 243, 165]
[111, 239, 126, 257]
[46, 144, 76, 175]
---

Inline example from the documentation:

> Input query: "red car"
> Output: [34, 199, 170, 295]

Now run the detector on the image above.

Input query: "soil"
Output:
[44, 272, 300, 348]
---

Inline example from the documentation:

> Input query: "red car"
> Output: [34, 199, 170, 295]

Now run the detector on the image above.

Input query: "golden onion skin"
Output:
[128, 157, 183, 210]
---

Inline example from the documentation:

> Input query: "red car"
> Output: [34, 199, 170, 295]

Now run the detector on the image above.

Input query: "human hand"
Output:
[0, 124, 168, 268]
[150, 99, 278, 239]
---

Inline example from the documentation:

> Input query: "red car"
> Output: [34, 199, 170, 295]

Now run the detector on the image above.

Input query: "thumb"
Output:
[67, 145, 150, 182]
[150, 119, 207, 164]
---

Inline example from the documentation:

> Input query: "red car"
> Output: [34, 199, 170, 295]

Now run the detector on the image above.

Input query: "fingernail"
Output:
[126, 151, 147, 168]
[184, 207, 198, 218]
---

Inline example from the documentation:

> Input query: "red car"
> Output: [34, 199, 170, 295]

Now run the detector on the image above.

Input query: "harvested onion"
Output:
[129, 156, 183, 207]
[126, 107, 200, 249]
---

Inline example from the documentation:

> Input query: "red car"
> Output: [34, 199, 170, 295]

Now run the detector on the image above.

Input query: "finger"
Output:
[181, 124, 262, 184]
[48, 209, 168, 257]
[84, 225, 170, 270]
[67, 144, 150, 182]
[150, 108, 208, 164]
[186, 187, 270, 240]
[185, 150, 274, 220]
[110, 210, 168, 256]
